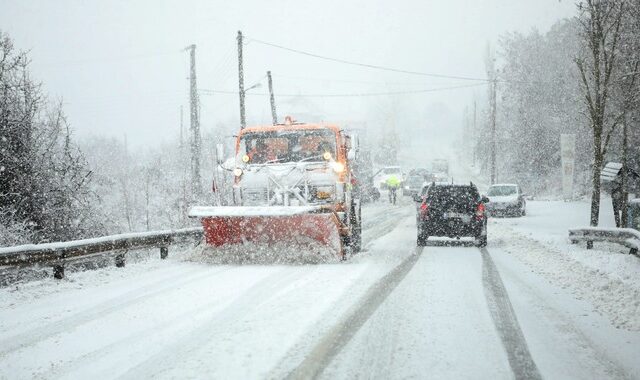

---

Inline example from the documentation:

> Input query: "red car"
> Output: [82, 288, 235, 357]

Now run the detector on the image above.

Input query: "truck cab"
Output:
[220, 118, 362, 255]
[232, 122, 353, 210]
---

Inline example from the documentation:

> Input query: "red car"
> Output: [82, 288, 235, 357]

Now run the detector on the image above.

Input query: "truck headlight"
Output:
[331, 162, 345, 173]
[233, 168, 243, 177]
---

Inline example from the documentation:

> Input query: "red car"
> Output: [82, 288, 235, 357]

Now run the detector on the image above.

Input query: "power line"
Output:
[198, 82, 488, 98]
[247, 37, 558, 86]
[246, 36, 490, 82]
[272, 73, 464, 86]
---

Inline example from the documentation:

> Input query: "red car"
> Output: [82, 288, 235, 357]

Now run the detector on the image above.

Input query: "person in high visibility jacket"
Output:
[386, 175, 401, 205]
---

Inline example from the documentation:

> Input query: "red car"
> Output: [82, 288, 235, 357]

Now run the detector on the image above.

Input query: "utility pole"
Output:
[463, 106, 470, 163]
[178, 105, 187, 223]
[187, 44, 201, 197]
[490, 78, 497, 184]
[179, 105, 184, 148]
[237, 31, 246, 129]
[267, 71, 277, 124]
[472, 100, 477, 166]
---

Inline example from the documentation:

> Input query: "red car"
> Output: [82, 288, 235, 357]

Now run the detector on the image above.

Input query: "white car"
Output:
[485, 183, 526, 217]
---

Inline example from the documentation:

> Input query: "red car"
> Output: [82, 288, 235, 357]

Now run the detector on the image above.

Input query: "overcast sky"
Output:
[0, 0, 576, 152]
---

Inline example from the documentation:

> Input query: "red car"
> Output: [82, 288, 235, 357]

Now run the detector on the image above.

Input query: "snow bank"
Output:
[491, 222, 640, 330]
[489, 199, 640, 330]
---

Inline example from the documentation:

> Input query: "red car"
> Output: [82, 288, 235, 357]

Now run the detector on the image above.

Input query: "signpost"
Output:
[560, 134, 576, 201]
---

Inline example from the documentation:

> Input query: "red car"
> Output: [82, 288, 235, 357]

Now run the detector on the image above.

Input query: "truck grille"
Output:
[242, 188, 269, 206]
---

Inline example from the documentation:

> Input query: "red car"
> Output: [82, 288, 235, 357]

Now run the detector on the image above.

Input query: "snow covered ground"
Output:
[492, 199, 640, 331]
[1, 199, 639, 379]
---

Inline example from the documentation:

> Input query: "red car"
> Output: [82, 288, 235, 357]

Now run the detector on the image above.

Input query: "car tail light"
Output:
[420, 202, 429, 219]
[476, 203, 485, 220]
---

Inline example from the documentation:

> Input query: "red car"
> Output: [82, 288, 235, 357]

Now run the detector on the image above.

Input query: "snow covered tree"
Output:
[608, 1, 640, 226]
[575, 0, 628, 227]
[0, 32, 103, 245]
[80, 130, 209, 233]
[0, 33, 38, 244]
[496, 21, 584, 195]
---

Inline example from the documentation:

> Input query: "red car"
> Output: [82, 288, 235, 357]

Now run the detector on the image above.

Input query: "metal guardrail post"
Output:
[53, 264, 64, 279]
[115, 252, 126, 268]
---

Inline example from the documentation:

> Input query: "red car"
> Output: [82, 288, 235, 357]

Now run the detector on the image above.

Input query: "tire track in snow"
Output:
[480, 247, 541, 380]
[0, 265, 230, 356]
[285, 246, 423, 379]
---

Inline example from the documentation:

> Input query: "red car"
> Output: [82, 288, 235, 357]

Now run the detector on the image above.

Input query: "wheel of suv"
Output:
[417, 227, 429, 247]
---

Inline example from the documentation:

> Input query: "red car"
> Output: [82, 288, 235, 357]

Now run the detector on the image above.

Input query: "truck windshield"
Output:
[239, 129, 337, 164]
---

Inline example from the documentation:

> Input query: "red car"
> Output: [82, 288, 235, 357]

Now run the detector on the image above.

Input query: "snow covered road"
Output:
[1, 201, 639, 379]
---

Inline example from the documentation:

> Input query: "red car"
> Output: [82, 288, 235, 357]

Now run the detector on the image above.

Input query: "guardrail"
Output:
[0, 227, 203, 279]
[569, 227, 640, 257]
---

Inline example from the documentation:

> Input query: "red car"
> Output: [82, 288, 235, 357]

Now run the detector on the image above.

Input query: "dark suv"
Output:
[414, 183, 488, 247]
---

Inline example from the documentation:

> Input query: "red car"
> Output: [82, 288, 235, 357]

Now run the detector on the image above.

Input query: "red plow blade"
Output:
[189, 206, 344, 259]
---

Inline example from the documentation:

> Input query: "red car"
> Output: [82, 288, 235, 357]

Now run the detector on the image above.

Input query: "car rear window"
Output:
[428, 186, 479, 208]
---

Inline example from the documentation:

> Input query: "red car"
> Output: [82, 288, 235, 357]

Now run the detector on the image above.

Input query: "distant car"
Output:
[432, 173, 450, 183]
[414, 182, 488, 247]
[485, 183, 526, 217]
[431, 159, 449, 175]
[403, 175, 425, 197]
[410, 169, 439, 184]
[408, 168, 430, 178]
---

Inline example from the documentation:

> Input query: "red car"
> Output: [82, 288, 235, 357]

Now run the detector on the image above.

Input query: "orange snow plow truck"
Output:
[189, 117, 362, 260]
